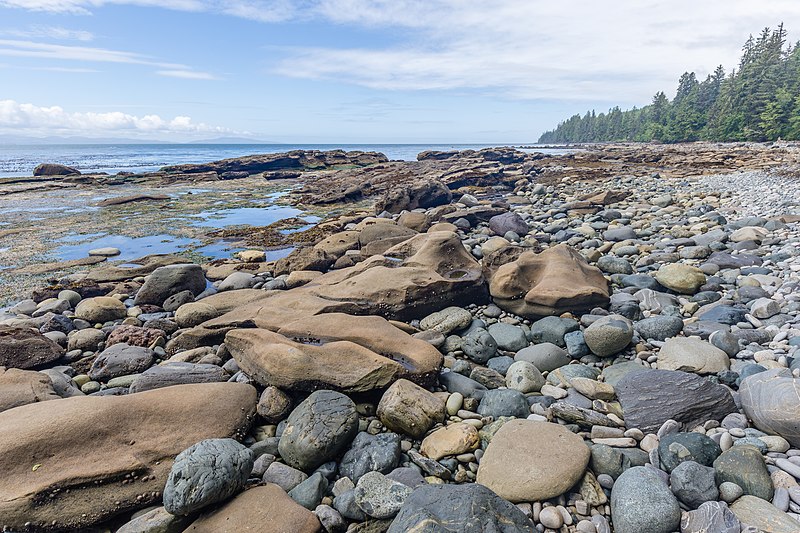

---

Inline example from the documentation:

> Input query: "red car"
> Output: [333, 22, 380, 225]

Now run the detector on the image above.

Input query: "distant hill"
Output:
[0, 135, 275, 145]
[187, 136, 276, 144]
[539, 25, 800, 143]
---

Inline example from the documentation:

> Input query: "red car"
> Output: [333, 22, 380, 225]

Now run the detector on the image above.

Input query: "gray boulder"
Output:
[88, 343, 154, 382]
[339, 432, 402, 483]
[669, 461, 719, 508]
[610, 466, 681, 533]
[477, 388, 529, 419]
[163, 438, 253, 516]
[462, 329, 497, 363]
[279, 390, 359, 471]
[134, 264, 207, 306]
[388, 483, 535, 532]
[129, 362, 226, 393]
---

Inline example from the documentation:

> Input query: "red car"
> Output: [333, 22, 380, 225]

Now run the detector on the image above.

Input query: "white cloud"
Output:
[156, 69, 218, 80]
[0, 25, 94, 41]
[0, 39, 217, 78]
[0, 99, 234, 137]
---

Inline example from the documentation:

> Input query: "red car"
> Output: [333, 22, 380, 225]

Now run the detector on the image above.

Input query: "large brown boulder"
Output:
[0, 367, 59, 413]
[0, 383, 256, 531]
[376, 179, 453, 214]
[185, 484, 321, 532]
[0, 326, 64, 369]
[226, 313, 442, 392]
[489, 244, 610, 318]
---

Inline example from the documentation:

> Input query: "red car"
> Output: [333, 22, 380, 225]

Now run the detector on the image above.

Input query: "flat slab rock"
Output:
[0, 383, 256, 531]
[615, 369, 737, 434]
[0, 367, 59, 413]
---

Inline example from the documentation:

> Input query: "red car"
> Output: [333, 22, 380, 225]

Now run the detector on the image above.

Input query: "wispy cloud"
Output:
[156, 69, 219, 80]
[0, 99, 235, 137]
[0, 39, 217, 79]
[0, 25, 94, 41]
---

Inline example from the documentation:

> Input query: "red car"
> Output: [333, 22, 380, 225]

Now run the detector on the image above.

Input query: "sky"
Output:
[0, 1, 800, 143]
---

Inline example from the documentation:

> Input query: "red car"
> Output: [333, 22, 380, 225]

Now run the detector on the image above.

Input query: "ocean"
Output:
[0, 143, 566, 178]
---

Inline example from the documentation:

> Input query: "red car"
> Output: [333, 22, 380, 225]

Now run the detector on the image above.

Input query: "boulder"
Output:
[0, 367, 59, 413]
[163, 438, 254, 516]
[74, 296, 127, 323]
[476, 419, 590, 502]
[184, 484, 321, 533]
[134, 264, 207, 306]
[388, 483, 535, 533]
[489, 244, 610, 318]
[0, 383, 256, 530]
[610, 466, 681, 533]
[88, 343, 154, 382]
[713, 445, 774, 501]
[740, 369, 800, 448]
[656, 336, 730, 374]
[376, 379, 446, 439]
[33, 163, 80, 176]
[278, 390, 359, 472]
[730, 495, 800, 533]
[615, 369, 737, 433]
[376, 179, 453, 214]
[0, 326, 64, 369]
[654, 264, 706, 294]
[129, 362, 227, 393]
[226, 313, 442, 392]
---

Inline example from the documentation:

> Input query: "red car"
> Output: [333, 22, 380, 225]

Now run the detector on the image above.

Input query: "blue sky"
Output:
[1, 0, 799, 143]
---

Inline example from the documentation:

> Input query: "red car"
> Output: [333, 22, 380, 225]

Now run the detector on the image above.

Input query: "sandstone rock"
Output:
[489, 244, 610, 318]
[175, 302, 219, 328]
[33, 163, 80, 176]
[0, 367, 59, 412]
[376, 179, 453, 214]
[0, 383, 256, 530]
[257, 386, 292, 423]
[420, 423, 480, 460]
[105, 324, 165, 348]
[376, 379, 446, 439]
[0, 326, 64, 369]
[419, 306, 472, 335]
[278, 390, 359, 472]
[74, 296, 127, 323]
[476, 419, 590, 502]
[740, 369, 800, 448]
[184, 484, 321, 533]
[388, 483, 534, 533]
[616, 369, 737, 433]
[226, 313, 442, 392]
[656, 336, 730, 374]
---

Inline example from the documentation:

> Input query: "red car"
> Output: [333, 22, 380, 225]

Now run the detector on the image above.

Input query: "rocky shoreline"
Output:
[0, 143, 799, 532]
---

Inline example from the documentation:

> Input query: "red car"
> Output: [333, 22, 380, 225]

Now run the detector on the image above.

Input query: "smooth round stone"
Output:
[462, 329, 498, 363]
[505, 361, 545, 393]
[713, 445, 774, 501]
[654, 263, 706, 294]
[718, 481, 744, 503]
[539, 506, 564, 529]
[476, 419, 590, 503]
[528, 316, 579, 347]
[610, 466, 681, 533]
[477, 389, 530, 419]
[597, 255, 633, 275]
[487, 323, 528, 352]
[514, 342, 570, 372]
[583, 314, 634, 357]
[487, 355, 515, 375]
[74, 297, 127, 323]
[88, 247, 121, 257]
[634, 315, 684, 342]
[446, 393, 464, 416]
[420, 307, 473, 335]
[669, 461, 719, 508]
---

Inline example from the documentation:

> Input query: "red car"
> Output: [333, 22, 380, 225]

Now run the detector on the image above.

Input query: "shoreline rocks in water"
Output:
[0, 144, 799, 532]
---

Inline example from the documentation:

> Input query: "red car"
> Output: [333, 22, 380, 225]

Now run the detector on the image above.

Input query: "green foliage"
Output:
[539, 25, 800, 143]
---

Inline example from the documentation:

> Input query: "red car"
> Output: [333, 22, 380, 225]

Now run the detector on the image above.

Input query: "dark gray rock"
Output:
[288, 471, 329, 510]
[128, 362, 226, 393]
[477, 388, 529, 419]
[669, 461, 719, 508]
[462, 328, 498, 364]
[487, 355, 515, 375]
[634, 315, 684, 342]
[386, 467, 425, 488]
[279, 390, 359, 472]
[697, 305, 747, 325]
[489, 212, 528, 236]
[163, 438, 253, 516]
[88, 343, 154, 382]
[706, 252, 762, 269]
[564, 330, 590, 358]
[681, 501, 740, 533]
[591, 443, 630, 480]
[610, 466, 681, 533]
[597, 255, 633, 275]
[387, 483, 535, 533]
[487, 323, 528, 352]
[334, 489, 368, 521]
[615, 369, 737, 433]
[514, 342, 570, 372]
[658, 432, 721, 472]
[262, 461, 307, 491]
[439, 370, 487, 399]
[134, 264, 207, 306]
[528, 316, 579, 347]
[340, 432, 402, 483]
[713, 445, 774, 502]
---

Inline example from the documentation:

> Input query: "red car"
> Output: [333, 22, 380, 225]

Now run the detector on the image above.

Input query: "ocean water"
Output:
[0, 143, 567, 178]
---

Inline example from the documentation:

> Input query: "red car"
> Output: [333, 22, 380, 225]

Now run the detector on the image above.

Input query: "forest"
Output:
[538, 25, 800, 143]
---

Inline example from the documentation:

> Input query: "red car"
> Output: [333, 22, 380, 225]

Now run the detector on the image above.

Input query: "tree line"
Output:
[538, 25, 800, 143]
